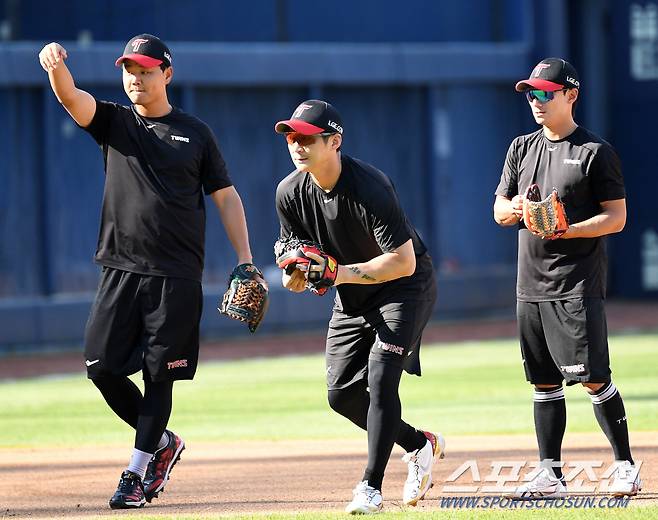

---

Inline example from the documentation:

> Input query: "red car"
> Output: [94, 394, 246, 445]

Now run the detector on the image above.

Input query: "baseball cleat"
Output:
[402, 431, 445, 506]
[345, 481, 383, 514]
[109, 470, 146, 509]
[508, 467, 566, 500]
[143, 430, 185, 502]
[609, 461, 642, 497]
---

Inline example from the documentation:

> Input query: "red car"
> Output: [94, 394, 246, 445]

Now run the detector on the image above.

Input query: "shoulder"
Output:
[572, 127, 618, 157]
[345, 155, 395, 194]
[343, 155, 400, 212]
[510, 129, 543, 151]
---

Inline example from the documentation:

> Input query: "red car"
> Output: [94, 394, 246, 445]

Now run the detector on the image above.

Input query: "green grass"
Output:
[0, 333, 657, 448]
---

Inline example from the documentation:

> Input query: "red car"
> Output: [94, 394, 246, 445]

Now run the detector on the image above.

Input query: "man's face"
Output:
[122, 60, 172, 105]
[285, 132, 341, 172]
[526, 88, 578, 126]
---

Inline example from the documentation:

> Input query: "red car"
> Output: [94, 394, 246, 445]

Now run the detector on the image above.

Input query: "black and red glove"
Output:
[274, 238, 338, 295]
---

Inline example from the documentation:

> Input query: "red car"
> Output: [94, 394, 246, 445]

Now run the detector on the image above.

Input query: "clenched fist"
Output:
[39, 42, 68, 72]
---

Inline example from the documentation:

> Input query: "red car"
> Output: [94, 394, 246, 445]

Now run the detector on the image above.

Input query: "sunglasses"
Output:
[284, 132, 335, 146]
[525, 88, 567, 103]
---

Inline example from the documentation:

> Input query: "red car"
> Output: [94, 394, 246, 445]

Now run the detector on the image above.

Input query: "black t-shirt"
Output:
[495, 126, 625, 301]
[276, 154, 434, 314]
[82, 100, 232, 282]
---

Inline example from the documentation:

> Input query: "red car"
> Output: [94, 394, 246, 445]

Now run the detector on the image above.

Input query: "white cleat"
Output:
[609, 461, 642, 497]
[402, 431, 446, 506]
[345, 481, 383, 514]
[508, 467, 566, 500]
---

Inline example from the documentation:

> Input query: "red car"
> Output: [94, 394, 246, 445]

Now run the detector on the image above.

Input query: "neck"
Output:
[308, 153, 342, 192]
[134, 99, 172, 118]
[543, 119, 578, 141]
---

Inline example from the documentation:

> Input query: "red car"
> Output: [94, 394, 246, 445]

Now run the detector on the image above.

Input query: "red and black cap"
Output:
[515, 58, 580, 92]
[275, 100, 343, 135]
[115, 34, 172, 69]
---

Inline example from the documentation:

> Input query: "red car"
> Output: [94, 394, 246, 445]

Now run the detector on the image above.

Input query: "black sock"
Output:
[533, 386, 566, 480]
[327, 380, 427, 455]
[135, 379, 173, 453]
[590, 382, 634, 464]
[92, 376, 142, 428]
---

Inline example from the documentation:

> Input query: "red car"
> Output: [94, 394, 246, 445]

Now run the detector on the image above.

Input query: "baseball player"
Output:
[273, 100, 444, 514]
[39, 34, 263, 509]
[494, 58, 641, 499]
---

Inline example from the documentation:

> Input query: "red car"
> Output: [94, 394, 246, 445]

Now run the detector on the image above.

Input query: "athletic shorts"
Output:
[517, 297, 611, 386]
[325, 281, 437, 391]
[84, 267, 202, 382]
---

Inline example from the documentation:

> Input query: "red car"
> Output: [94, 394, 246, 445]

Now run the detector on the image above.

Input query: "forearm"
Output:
[337, 252, 415, 285]
[48, 65, 79, 105]
[214, 189, 253, 264]
[563, 211, 625, 239]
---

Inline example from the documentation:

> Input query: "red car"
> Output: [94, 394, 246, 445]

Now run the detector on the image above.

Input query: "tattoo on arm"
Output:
[348, 266, 377, 282]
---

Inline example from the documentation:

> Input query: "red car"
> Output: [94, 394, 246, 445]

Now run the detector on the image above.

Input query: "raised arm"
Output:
[38, 42, 96, 127]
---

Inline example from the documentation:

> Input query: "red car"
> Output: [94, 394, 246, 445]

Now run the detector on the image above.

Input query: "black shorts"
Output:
[325, 286, 437, 391]
[84, 267, 202, 382]
[517, 297, 611, 386]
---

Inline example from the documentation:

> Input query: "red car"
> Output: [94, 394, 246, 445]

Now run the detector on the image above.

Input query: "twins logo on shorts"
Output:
[560, 363, 585, 374]
[376, 338, 405, 356]
[167, 359, 188, 370]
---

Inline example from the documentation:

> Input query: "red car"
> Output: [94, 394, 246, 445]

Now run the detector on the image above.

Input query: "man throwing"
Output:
[39, 34, 264, 509]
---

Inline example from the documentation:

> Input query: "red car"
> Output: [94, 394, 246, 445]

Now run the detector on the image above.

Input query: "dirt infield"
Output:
[1, 433, 656, 518]
[1, 300, 656, 518]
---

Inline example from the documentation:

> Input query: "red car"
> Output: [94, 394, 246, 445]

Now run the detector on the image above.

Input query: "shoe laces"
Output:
[528, 468, 560, 490]
[118, 472, 142, 492]
[615, 462, 635, 481]
[353, 481, 379, 499]
[402, 449, 423, 484]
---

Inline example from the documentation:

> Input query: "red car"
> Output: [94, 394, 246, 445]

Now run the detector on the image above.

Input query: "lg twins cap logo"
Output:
[566, 75, 580, 87]
[293, 104, 313, 118]
[533, 63, 552, 77]
[328, 120, 343, 134]
[131, 38, 149, 52]
[163, 51, 172, 63]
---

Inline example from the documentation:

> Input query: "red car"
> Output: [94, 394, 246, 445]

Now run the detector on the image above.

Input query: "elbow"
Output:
[614, 217, 626, 234]
[401, 255, 416, 278]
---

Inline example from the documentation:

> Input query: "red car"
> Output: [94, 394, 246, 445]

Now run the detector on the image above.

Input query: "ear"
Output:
[164, 66, 173, 85]
[567, 88, 579, 104]
[331, 133, 342, 150]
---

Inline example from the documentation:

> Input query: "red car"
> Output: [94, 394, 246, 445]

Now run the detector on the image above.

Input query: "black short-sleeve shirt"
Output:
[276, 154, 435, 314]
[495, 127, 625, 301]
[82, 100, 232, 281]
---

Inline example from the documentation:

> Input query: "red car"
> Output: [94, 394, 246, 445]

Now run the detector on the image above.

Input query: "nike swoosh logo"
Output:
[85, 359, 100, 367]
[147, 124, 156, 129]
[323, 198, 333, 203]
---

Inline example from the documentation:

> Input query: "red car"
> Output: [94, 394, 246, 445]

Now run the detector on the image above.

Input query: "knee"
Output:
[534, 384, 562, 391]
[582, 382, 606, 394]
[327, 388, 351, 415]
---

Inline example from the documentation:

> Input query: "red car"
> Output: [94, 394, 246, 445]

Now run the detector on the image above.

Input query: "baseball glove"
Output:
[218, 263, 268, 333]
[522, 184, 569, 239]
[274, 237, 338, 296]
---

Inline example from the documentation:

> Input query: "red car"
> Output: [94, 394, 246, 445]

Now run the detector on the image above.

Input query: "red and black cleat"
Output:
[143, 430, 186, 502]
[109, 470, 146, 509]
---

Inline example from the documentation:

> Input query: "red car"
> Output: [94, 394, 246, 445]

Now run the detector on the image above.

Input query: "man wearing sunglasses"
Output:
[493, 58, 640, 499]
[274, 100, 443, 513]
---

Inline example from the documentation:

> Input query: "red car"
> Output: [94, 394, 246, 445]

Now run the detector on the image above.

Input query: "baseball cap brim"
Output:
[515, 78, 565, 92]
[115, 54, 163, 68]
[274, 120, 325, 135]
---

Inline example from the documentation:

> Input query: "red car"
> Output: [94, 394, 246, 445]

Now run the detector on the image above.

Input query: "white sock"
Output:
[126, 449, 153, 480]
[156, 431, 170, 451]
